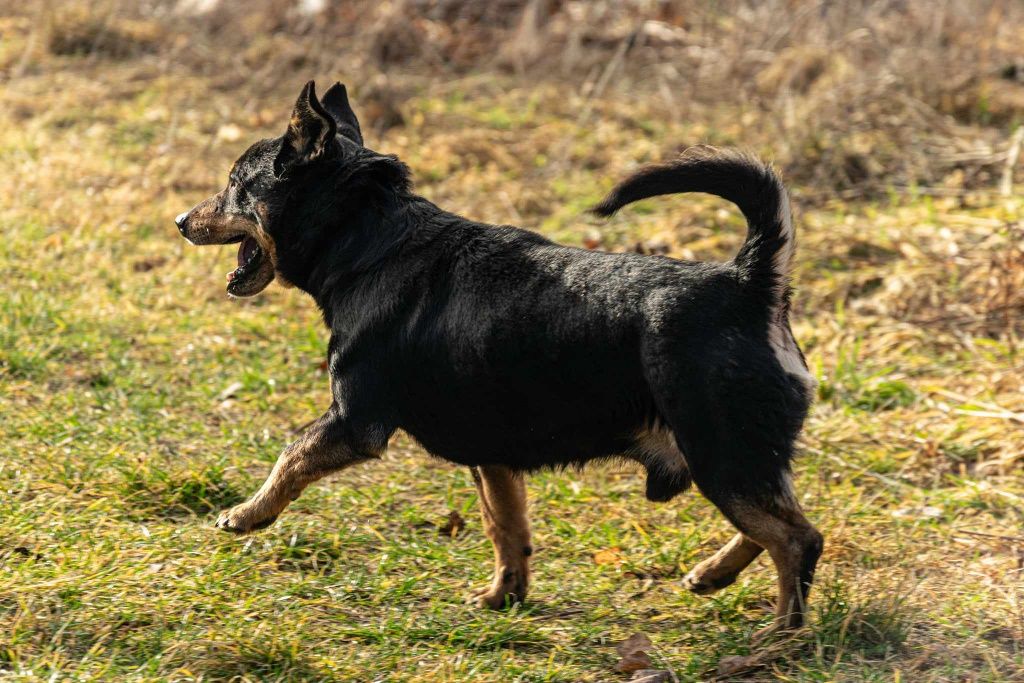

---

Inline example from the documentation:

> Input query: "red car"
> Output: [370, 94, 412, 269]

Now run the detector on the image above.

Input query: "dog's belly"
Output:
[391, 363, 691, 498]
[401, 405, 642, 471]
[400, 407, 692, 501]
[393, 363, 650, 470]
[387, 301, 663, 471]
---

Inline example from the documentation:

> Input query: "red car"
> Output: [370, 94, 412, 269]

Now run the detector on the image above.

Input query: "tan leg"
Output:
[470, 466, 532, 609]
[727, 492, 823, 636]
[215, 407, 379, 533]
[683, 533, 764, 594]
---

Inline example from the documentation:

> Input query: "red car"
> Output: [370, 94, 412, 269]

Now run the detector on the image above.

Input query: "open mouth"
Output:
[227, 236, 261, 283]
[225, 235, 273, 296]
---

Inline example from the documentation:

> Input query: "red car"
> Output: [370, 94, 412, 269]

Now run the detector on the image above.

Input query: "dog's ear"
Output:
[275, 80, 337, 177]
[321, 82, 363, 146]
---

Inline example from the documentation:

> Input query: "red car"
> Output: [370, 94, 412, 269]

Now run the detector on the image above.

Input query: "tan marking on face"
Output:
[253, 201, 293, 289]
[181, 191, 257, 245]
[181, 192, 278, 297]
[287, 115, 308, 148]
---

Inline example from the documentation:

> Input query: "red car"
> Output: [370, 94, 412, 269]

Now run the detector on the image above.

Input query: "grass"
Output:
[2, 10, 1024, 683]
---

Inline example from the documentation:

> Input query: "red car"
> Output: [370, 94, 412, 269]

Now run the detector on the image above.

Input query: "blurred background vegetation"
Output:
[11, 0, 1024, 194]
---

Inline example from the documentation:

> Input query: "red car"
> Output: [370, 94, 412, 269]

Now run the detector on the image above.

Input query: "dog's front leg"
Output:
[216, 405, 380, 534]
[470, 466, 532, 609]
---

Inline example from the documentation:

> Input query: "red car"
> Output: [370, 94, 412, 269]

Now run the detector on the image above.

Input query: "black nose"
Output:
[175, 212, 188, 235]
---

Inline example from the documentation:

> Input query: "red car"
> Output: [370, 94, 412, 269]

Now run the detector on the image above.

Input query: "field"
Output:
[1, 2, 1023, 681]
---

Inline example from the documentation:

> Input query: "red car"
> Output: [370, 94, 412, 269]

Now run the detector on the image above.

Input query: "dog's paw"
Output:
[215, 503, 278, 534]
[471, 585, 522, 610]
[682, 568, 737, 595]
[470, 569, 527, 610]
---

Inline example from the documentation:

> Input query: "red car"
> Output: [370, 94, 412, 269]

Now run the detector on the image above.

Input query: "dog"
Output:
[175, 80, 823, 634]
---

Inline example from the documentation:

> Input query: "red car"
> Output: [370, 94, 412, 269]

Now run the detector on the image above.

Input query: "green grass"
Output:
[1, 25, 1023, 683]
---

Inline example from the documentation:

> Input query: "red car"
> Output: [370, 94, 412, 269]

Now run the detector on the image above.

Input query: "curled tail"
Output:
[593, 146, 794, 299]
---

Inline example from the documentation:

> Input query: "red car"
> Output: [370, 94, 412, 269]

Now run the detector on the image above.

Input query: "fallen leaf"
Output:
[717, 653, 761, 677]
[615, 632, 653, 673]
[593, 547, 624, 566]
[438, 510, 465, 538]
[630, 670, 672, 683]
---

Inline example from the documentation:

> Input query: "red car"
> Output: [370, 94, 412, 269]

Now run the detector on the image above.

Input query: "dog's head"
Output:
[175, 80, 364, 297]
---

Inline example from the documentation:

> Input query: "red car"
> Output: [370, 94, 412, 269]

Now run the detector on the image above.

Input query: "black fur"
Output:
[211, 83, 812, 508]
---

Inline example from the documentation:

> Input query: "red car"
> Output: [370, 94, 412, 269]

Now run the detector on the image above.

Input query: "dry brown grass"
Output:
[9, 0, 1024, 196]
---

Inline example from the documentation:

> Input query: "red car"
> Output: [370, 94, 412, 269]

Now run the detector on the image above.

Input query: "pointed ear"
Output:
[321, 82, 363, 146]
[274, 80, 337, 176]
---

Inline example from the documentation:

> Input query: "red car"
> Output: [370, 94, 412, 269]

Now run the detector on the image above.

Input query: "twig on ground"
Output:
[953, 528, 1024, 543]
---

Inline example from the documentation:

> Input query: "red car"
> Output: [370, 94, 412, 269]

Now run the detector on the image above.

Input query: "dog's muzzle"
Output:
[175, 212, 189, 236]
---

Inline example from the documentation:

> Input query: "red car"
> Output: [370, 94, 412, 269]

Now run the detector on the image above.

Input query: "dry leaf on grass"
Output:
[615, 633, 653, 673]
[630, 669, 672, 682]
[717, 653, 762, 677]
[593, 547, 624, 566]
[437, 510, 465, 538]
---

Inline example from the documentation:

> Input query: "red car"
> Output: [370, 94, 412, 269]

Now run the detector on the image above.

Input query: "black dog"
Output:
[175, 81, 822, 634]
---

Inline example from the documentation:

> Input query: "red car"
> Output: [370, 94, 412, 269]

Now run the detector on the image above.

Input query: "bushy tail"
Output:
[593, 146, 794, 298]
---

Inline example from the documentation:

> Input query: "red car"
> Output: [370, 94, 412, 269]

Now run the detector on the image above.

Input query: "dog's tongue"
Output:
[237, 236, 258, 267]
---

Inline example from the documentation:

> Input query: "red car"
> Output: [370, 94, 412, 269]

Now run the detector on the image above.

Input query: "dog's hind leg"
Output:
[726, 488, 822, 637]
[683, 533, 764, 594]
[215, 404, 384, 534]
[470, 466, 532, 609]
[687, 453, 823, 634]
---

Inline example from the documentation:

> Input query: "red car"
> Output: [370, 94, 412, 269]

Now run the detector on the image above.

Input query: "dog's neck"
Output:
[271, 153, 425, 307]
